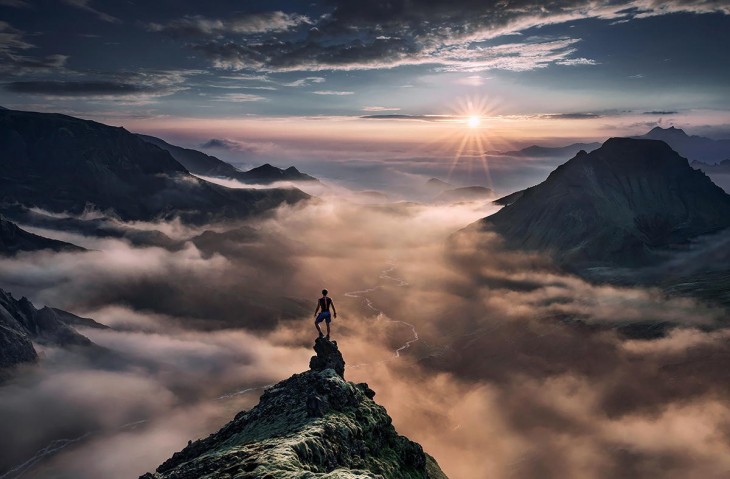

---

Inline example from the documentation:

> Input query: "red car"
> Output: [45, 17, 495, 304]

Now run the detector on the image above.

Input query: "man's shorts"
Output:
[315, 311, 331, 324]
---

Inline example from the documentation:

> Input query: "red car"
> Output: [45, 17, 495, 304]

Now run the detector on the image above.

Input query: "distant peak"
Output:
[648, 126, 688, 137]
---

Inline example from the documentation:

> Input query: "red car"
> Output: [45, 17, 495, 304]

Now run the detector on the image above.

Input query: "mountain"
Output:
[425, 178, 453, 193]
[0, 109, 309, 223]
[137, 134, 318, 184]
[479, 138, 730, 267]
[142, 338, 447, 479]
[633, 126, 730, 163]
[691, 159, 730, 174]
[489, 142, 601, 158]
[434, 186, 494, 203]
[0, 216, 83, 255]
[0, 288, 98, 370]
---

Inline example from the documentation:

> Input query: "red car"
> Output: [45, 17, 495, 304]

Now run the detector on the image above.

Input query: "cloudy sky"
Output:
[2, 1, 730, 191]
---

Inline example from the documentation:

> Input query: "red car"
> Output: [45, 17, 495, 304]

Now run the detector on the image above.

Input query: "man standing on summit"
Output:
[314, 289, 337, 339]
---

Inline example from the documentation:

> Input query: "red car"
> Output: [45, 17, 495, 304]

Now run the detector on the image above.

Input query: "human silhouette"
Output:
[314, 289, 337, 339]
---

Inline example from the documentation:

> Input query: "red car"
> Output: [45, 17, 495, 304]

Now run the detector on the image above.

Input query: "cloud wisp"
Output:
[147, 1, 730, 73]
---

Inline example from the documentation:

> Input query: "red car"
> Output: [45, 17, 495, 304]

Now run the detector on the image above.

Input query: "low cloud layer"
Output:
[0, 190, 729, 478]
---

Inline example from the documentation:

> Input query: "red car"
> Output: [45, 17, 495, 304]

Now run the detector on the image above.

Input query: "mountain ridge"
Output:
[480, 138, 730, 267]
[0, 108, 309, 224]
[137, 134, 318, 184]
[142, 337, 447, 479]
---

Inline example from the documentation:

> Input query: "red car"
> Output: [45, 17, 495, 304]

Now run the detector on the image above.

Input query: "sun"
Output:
[467, 115, 481, 128]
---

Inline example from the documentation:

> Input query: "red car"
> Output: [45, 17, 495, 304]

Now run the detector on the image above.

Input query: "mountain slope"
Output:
[142, 338, 447, 479]
[634, 126, 730, 163]
[137, 134, 318, 184]
[0, 109, 309, 223]
[0, 288, 99, 370]
[480, 138, 730, 266]
[0, 217, 83, 255]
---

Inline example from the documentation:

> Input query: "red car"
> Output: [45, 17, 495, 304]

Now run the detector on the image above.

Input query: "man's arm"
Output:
[331, 300, 337, 317]
[314, 300, 321, 317]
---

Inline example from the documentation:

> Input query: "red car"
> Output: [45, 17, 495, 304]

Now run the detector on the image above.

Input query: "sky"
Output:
[2, 0, 730, 192]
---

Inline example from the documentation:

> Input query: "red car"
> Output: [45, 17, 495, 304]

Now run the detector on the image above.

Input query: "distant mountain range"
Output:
[488, 142, 601, 158]
[481, 138, 730, 267]
[137, 134, 317, 184]
[0, 216, 82, 255]
[633, 126, 730, 163]
[691, 159, 730, 174]
[0, 109, 309, 223]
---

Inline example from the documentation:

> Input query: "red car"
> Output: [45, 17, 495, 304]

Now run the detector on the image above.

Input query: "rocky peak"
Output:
[142, 339, 447, 479]
[309, 336, 346, 378]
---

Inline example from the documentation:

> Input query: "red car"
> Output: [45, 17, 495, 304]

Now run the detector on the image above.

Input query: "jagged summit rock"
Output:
[0, 288, 98, 371]
[309, 336, 346, 378]
[142, 340, 448, 479]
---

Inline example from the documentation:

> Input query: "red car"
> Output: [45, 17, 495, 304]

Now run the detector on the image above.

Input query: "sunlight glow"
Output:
[467, 116, 481, 128]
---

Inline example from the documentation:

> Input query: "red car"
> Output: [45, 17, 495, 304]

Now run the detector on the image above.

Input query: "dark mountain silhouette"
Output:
[142, 338, 447, 479]
[434, 186, 494, 203]
[137, 134, 318, 184]
[633, 126, 730, 163]
[489, 142, 601, 157]
[0, 288, 99, 370]
[0, 216, 83, 255]
[691, 159, 730, 174]
[480, 138, 730, 267]
[0, 109, 309, 224]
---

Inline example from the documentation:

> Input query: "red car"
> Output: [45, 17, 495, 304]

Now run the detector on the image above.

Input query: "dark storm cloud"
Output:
[5, 81, 164, 96]
[0, 21, 68, 74]
[150, 0, 730, 72]
[61, 0, 120, 24]
[360, 114, 457, 121]
[541, 112, 602, 119]
[147, 11, 311, 37]
[2, 70, 194, 100]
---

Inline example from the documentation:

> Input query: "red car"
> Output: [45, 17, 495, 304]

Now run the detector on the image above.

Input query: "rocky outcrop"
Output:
[142, 338, 447, 479]
[0, 288, 95, 369]
[480, 138, 730, 267]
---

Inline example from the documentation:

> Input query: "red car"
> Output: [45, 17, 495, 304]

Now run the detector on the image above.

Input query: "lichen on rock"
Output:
[141, 338, 447, 479]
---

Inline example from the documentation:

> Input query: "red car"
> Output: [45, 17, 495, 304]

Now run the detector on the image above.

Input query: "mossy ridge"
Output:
[142, 341, 447, 479]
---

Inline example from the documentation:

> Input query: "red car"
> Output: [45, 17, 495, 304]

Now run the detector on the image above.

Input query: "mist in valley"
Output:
[1, 178, 729, 479]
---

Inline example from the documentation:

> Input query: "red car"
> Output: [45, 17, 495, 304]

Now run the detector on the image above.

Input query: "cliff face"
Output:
[142, 337, 448, 479]
[0, 288, 95, 370]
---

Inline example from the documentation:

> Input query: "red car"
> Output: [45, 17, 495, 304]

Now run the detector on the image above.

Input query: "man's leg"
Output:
[326, 319, 331, 338]
[315, 319, 323, 337]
